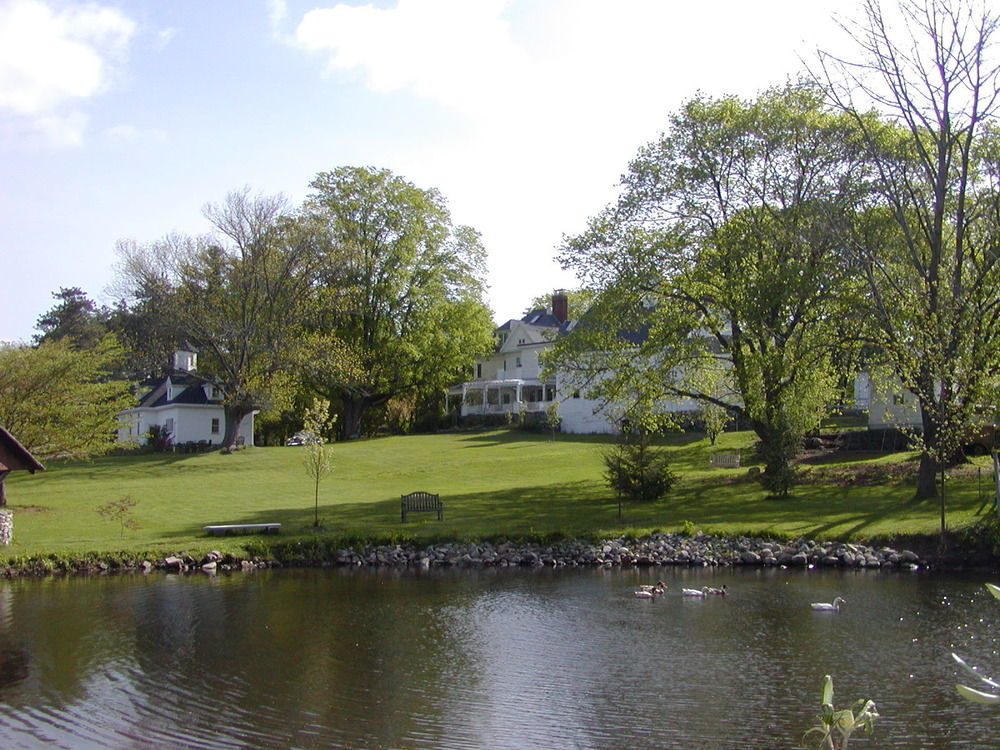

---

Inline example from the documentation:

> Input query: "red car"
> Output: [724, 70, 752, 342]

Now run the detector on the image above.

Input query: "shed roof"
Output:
[0, 426, 45, 473]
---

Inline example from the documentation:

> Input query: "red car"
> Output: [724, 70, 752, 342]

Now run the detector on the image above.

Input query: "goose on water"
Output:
[705, 585, 727, 596]
[637, 581, 667, 593]
[682, 587, 709, 597]
[810, 596, 846, 611]
[634, 581, 666, 598]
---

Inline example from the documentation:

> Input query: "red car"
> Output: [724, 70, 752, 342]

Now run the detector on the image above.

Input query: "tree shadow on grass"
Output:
[176, 480, 619, 541]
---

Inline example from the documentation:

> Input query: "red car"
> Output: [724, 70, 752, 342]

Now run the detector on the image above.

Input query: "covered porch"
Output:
[447, 378, 556, 417]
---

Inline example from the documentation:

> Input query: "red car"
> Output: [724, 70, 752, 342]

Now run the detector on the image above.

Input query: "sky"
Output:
[0, 0, 848, 343]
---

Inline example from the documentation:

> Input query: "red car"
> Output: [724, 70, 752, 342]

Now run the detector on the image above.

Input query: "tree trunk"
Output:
[916, 452, 939, 500]
[0, 475, 7, 507]
[223, 405, 249, 448]
[339, 397, 366, 441]
[915, 407, 940, 500]
[337, 393, 392, 440]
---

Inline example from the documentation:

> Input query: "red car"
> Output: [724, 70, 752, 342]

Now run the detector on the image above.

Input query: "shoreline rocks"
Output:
[168, 532, 944, 573]
[5, 532, 995, 578]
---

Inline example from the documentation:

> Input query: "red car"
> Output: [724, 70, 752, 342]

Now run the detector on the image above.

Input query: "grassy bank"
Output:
[3, 429, 997, 562]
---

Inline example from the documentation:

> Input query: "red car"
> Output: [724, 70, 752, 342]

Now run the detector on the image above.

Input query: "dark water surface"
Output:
[0, 566, 995, 749]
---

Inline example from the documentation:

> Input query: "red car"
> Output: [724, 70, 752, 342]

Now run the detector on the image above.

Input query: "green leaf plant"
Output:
[802, 674, 878, 750]
[953, 583, 1000, 705]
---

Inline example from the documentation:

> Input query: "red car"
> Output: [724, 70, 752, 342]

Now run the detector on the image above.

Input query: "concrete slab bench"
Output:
[203, 523, 281, 536]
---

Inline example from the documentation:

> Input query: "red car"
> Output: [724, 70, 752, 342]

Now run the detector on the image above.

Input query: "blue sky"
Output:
[0, 0, 845, 342]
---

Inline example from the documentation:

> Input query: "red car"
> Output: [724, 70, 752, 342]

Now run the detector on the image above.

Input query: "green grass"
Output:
[3, 429, 996, 559]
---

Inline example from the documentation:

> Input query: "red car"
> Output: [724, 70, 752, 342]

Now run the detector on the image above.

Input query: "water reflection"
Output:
[0, 567, 994, 748]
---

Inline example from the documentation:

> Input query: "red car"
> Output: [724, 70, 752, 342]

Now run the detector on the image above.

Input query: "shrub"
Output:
[603, 431, 677, 505]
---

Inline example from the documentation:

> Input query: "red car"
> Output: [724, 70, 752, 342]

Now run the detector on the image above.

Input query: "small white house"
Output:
[117, 349, 255, 447]
[855, 371, 923, 429]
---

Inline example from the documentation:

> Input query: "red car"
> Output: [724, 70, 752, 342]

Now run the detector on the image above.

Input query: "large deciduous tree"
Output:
[303, 167, 494, 439]
[553, 84, 868, 495]
[0, 336, 133, 461]
[816, 0, 1000, 501]
[115, 189, 319, 448]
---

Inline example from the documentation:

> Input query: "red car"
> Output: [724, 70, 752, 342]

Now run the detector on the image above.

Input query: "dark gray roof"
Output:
[135, 370, 222, 408]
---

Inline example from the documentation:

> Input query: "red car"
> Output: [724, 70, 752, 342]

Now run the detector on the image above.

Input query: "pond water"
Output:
[0, 566, 995, 749]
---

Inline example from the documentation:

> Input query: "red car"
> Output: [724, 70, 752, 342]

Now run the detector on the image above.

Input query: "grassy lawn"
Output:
[3, 429, 996, 559]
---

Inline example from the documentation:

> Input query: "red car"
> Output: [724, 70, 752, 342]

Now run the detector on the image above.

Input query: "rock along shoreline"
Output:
[9, 531, 995, 577]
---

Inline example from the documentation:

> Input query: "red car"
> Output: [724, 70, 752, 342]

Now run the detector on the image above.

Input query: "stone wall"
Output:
[0, 510, 12, 546]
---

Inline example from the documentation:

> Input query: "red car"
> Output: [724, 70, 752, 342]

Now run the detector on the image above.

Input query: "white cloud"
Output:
[289, 0, 846, 319]
[155, 27, 176, 50]
[267, 0, 288, 31]
[34, 110, 88, 147]
[295, 0, 526, 117]
[105, 123, 167, 142]
[0, 0, 135, 144]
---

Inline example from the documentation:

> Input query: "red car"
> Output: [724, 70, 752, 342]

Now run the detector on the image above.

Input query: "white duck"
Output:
[810, 596, 846, 611]
[682, 587, 708, 597]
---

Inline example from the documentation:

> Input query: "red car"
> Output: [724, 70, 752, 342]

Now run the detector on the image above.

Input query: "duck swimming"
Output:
[705, 585, 727, 596]
[810, 596, 846, 611]
[635, 581, 667, 598]
[682, 587, 708, 597]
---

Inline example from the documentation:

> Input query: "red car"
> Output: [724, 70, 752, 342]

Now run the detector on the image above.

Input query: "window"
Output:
[211, 418, 220, 434]
[893, 394, 906, 405]
[164, 418, 174, 434]
[476, 363, 482, 379]
[516, 356, 522, 368]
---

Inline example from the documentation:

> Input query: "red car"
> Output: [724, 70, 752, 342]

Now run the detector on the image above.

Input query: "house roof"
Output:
[0, 426, 45, 473]
[135, 370, 222, 409]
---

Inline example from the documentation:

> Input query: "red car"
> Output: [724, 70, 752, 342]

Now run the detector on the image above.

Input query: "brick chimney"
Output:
[552, 290, 569, 323]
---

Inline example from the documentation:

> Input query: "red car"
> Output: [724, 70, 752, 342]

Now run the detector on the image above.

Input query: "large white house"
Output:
[116, 349, 255, 448]
[448, 292, 570, 419]
[450, 292, 708, 434]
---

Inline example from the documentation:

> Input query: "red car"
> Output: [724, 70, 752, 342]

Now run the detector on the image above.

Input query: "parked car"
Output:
[962, 424, 997, 456]
[285, 431, 318, 446]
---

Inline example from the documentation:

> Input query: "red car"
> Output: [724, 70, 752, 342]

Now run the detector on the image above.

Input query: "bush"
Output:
[603, 432, 677, 504]
[144, 424, 172, 452]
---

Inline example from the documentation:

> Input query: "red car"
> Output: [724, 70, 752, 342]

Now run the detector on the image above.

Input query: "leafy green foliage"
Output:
[802, 674, 878, 750]
[817, 0, 1000, 500]
[302, 167, 495, 438]
[552, 83, 866, 493]
[301, 399, 335, 527]
[0, 336, 133, 459]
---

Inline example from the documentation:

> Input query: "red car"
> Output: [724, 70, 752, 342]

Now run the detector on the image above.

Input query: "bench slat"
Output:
[401, 492, 442, 522]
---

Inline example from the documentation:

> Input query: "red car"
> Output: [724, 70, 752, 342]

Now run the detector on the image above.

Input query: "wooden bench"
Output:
[203, 523, 281, 536]
[709, 452, 741, 468]
[401, 491, 442, 522]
